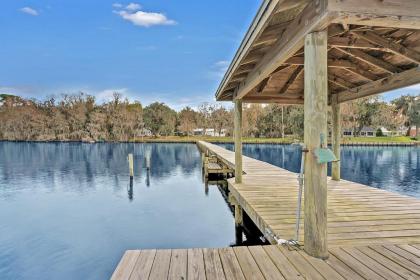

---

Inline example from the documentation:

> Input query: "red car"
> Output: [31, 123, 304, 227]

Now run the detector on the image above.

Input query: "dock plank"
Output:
[148, 249, 172, 280]
[111, 250, 140, 280]
[129, 250, 156, 280]
[187, 248, 206, 280]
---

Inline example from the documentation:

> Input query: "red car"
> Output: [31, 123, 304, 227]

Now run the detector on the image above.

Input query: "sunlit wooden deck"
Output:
[112, 244, 420, 279]
[198, 141, 420, 247]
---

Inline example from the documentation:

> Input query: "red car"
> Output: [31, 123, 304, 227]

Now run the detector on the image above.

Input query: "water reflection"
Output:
[0, 142, 237, 280]
[127, 177, 134, 201]
[219, 143, 420, 198]
[0, 142, 200, 196]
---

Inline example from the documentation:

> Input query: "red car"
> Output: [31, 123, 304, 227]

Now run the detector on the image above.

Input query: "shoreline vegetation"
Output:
[1, 93, 419, 143]
[1, 136, 418, 145]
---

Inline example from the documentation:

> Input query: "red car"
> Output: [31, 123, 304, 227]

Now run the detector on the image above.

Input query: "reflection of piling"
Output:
[146, 169, 150, 187]
[128, 177, 134, 201]
[128, 154, 134, 177]
[235, 225, 243, 245]
[145, 153, 151, 170]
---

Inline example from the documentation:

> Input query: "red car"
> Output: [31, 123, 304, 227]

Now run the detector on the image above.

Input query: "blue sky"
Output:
[0, 1, 418, 110]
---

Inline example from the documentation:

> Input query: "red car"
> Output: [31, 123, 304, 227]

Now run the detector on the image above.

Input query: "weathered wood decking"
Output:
[112, 243, 420, 280]
[112, 141, 420, 279]
[198, 141, 420, 247]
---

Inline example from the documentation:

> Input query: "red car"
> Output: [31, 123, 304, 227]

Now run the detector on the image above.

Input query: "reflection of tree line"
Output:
[219, 143, 419, 197]
[0, 142, 200, 189]
[219, 143, 301, 173]
[340, 147, 420, 196]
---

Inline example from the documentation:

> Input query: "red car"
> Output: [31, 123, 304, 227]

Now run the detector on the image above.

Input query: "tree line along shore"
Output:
[0, 92, 418, 143]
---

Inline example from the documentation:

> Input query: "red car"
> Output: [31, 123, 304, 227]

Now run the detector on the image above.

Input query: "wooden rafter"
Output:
[279, 65, 303, 94]
[254, 22, 288, 46]
[335, 48, 401, 74]
[328, 24, 346, 37]
[256, 77, 270, 94]
[286, 56, 356, 69]
[328, 73, 355, 90]
[344, 67, 377, 82]
[257, 65, 291, 94]
[234, 64, 256, 76]
[336, 67, 420, 103]
[328, 37, 383, 51]
[352, 31, 420, 64]
[243, 96, 304, 104]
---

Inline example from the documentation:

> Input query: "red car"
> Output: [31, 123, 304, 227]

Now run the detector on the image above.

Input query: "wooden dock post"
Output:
[331, 94, 341, 181]
[304, 30, 328, 259]
[128, 154, 134, 178]
[234, 99, 243, 184]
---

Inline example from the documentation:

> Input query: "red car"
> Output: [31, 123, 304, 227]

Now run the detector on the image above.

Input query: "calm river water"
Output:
[0, 142, 419, 279]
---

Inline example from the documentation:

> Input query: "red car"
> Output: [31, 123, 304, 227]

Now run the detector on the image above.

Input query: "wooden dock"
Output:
[112, 141, 420, 279]
[198, 141, 420, 246]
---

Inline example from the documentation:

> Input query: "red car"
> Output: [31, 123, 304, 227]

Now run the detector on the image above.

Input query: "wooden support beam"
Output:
[328, 37, 384, 51]
[234, 99, 243, 184]
[285, 57, 355, 69]
[304, 30, 328, 259]
[235, 205, 243, 226]
[336, 48, 401, 74]
[328, 0, 420, 29]
[352, 31, 420, 64]
[331, 95, 341, 181]
[235, 0, 330, 100]
[337, 67, 420, 103]
[279, 65, 303, 94]
[242, 96, 303, 104]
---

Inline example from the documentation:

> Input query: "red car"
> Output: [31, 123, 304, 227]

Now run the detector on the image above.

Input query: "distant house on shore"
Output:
[137, 128, 153, 137]
[342, 129, 354, 137]
[193, 128, 226, 137]
[409, 126, 420, 137]
[359, 126, 376, 137]
[378, 127, 392, 136]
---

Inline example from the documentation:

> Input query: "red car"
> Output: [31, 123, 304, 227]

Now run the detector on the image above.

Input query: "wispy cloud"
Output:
[19, 7, 39, 16]
[208, 60, 230, 80]
[113, 3, 176, 27]
[126, 3, 141, 11]
[112, 3, 123, 8]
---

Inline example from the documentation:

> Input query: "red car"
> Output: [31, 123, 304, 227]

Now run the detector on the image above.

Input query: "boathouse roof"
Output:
[215, 0, 420, 104]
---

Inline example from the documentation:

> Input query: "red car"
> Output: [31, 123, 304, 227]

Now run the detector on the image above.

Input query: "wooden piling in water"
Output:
[128, 154, 134, 177]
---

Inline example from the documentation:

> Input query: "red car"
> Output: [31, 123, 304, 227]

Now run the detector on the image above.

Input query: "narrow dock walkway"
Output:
[197, 141, 420, 246]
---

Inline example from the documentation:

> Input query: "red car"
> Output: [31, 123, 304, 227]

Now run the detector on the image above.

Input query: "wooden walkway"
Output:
[112, 141, 420, 279]
[197, 141, 420, 247]
[112, 244, 420, 279]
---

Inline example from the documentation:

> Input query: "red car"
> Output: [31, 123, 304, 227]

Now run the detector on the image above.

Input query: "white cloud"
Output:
[112, 3, 123, 8]
[114, 5, 176, 27]
[19, 7, 39, 16]
[126, 3, 141, 11]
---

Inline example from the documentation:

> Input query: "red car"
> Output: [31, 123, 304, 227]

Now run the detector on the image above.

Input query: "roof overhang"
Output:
[215, 0, 420, 104]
